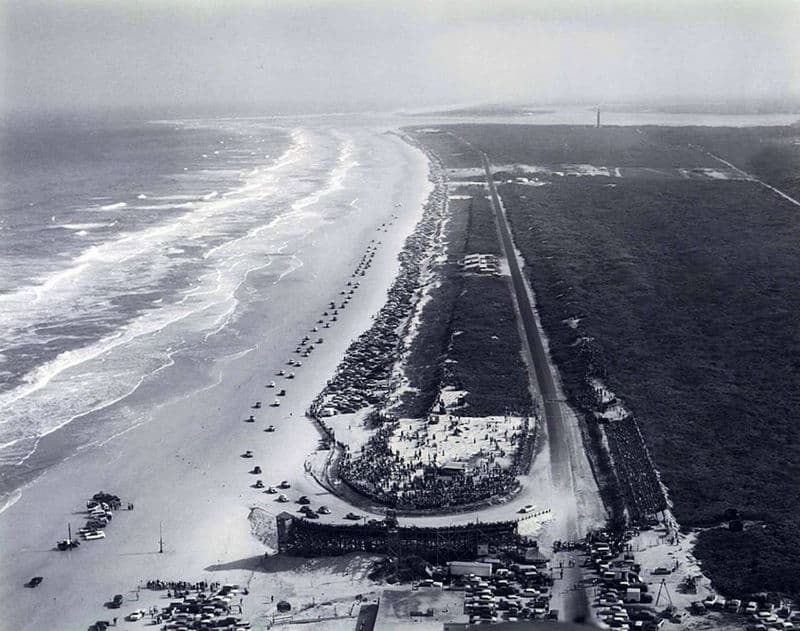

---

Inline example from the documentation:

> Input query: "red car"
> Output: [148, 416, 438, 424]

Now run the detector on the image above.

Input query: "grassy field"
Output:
[437, 124, 716, 168]
[647, 125, 800, 200]
[409, 123, 800, 601]
[396, 181, 530, 418]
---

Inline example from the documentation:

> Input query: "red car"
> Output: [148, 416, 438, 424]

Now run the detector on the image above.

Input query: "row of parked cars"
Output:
[691, 595, 799, 630]
[462, 568, 555, 624]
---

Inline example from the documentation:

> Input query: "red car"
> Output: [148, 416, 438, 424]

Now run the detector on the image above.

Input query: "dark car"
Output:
[297, 496, 310, 505]
[25, 577, 43, 588]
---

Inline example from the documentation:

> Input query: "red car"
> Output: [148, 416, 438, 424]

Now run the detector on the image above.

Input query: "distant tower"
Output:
[596, 108, 601, 128]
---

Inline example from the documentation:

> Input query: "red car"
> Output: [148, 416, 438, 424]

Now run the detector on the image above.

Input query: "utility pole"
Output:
[159, 521, 164, 554]
[655, 578, 672, 607]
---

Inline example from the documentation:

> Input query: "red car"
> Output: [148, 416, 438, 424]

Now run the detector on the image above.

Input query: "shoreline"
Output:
[0, 126, 434, 631]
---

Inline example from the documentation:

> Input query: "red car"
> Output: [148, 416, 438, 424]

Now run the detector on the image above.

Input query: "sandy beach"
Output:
[0, 127, 432, 631]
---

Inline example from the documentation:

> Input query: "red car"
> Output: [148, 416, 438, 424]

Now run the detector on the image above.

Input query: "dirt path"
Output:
[707, 151, 800, 208]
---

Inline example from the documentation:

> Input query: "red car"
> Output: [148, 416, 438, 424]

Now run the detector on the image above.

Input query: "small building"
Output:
[461, 253, 499, 275]
[439, 462, 468, 477]
[448, 561, 493, 577]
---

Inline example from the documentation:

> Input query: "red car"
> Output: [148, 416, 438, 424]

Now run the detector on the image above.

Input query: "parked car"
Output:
[25, 576, 43, 588]
[518, 504, 537, 514]
[297, 496, 310, 505]
[317, 506, 331, 515]
[83, 530, 106, 540]
[276, 494, 289, 503]
[278, 480, 291, 489]
[242, 450, 253, 458]
[344, 512, 360, 520]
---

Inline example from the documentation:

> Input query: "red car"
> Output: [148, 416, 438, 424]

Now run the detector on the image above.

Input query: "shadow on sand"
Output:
[204, 552, 377, 575]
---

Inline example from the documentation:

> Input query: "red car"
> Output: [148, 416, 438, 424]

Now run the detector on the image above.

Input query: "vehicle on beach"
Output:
[245, 415, 255, 422]
[83, 530, 106, 540]
[126, 611, 145, 621]
[25, 576, 43, 588]
[297, 495, 310, 504]
[265, 486, 277, 494]
[287, 372, 295, 379]
[85, 519, 108, 529]
[251, 466, 261, 474]
[242, 450, 253, 458]
[57, 524, 81, 550]
[57, 538, 80, 550]
[277, 369, 285, 376]
[267, 381, 276, 388]
[344, 512, 361, 520]
[278, 480, 291, 488]
[293, 361, 302, 367]
[109, 594, 123, 608]
[265, 425, 275, 432]
[270, 399, 280, 407]
[518, 504, 537, 514]
[299, 506, 313, 514]
[278, 389, 286, 396]
[254, 480, 264, 489]
[303, 511, 319, 519]
[253, 401, 261, 409]
[317, 338, 324, 343]
[277, 494, 289, 502]
[317, 506, 331, 515]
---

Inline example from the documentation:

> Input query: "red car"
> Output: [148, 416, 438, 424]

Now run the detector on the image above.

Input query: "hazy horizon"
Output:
[2, 0, 800, 117]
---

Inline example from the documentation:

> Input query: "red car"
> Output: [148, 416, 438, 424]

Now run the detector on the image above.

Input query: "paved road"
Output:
[481, 152, 590, 622]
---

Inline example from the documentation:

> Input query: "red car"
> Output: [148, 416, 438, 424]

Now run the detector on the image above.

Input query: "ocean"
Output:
[0, 113, 367, 505]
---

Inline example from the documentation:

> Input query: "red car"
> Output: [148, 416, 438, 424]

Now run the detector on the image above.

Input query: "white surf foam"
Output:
[99, 201, 127, 210]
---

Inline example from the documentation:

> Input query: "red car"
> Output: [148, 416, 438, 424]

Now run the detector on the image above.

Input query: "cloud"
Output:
[2, 0, 798, 115]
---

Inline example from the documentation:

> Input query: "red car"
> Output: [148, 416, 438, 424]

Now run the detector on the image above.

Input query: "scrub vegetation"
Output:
[410, 123, 800, 602]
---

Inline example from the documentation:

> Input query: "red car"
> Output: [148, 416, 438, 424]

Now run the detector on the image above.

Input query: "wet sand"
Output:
[0, 129, 431, 631]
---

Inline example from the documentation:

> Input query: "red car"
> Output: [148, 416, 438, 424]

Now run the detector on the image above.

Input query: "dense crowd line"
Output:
[309, 154, 446, 418]
[606, 418, 667, 520]
[338, 416, 536, 510]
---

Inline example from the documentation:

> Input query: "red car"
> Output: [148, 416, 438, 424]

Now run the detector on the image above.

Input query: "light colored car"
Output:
[518, 504, 537, 514]
[317, 506, 331, 515]
[277, 494, 289, 502]
[126, 611, 145, 621]
[83, 530, 106, 540]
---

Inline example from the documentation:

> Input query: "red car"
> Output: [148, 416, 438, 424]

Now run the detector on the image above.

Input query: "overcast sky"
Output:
[2, 0, 799, 115]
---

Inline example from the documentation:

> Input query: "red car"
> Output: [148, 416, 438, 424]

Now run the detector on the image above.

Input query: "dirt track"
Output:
[481, 150, 605, 622]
